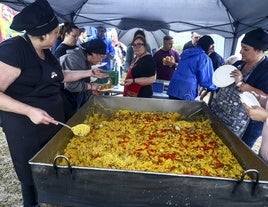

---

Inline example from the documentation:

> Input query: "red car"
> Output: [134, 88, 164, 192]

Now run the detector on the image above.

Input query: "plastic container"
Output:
[94, 70, 119, 85]
[152, 82, 164, 93]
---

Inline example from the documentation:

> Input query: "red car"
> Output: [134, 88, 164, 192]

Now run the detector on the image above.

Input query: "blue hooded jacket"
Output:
[167, 46, 217, 100]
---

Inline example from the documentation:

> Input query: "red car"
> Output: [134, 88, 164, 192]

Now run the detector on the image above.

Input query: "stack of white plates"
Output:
[212, 65, 236, 87]
[239, 91, 260, 107]
[90, 62, 108, 82]
[91, 62, 107, 69]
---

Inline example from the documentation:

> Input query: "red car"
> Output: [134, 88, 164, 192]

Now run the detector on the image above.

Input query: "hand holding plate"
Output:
[230, 69, 243, 84]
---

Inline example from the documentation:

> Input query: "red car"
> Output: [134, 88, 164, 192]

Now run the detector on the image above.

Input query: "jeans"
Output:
[21, 183, 38, 207]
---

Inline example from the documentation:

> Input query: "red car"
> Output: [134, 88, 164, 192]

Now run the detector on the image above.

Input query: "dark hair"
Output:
[58, 22, 70, 40]
[97, 26, 106, 32]
[64, 23, 79, 34]
[79, 27, 86, 33]
[241, 28, 268, 51]
[81, 39, 107, 55]
[163, 35, 173, 41]
[197, 35, 214, 54]
[134, 29, 146, 38]
[132, 36, 147, 50]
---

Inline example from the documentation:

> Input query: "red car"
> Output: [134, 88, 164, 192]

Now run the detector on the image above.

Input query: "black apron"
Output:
[2, 36, 64, 185]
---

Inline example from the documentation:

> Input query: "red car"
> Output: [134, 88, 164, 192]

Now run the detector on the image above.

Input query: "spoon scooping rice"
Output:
[56, 121, 90, 136]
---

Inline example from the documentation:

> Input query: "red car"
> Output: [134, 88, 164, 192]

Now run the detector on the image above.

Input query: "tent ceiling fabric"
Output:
[1, 0, 268, 56]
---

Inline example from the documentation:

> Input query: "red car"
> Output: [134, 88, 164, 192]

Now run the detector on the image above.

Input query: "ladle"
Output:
[57, 121, 90, 136]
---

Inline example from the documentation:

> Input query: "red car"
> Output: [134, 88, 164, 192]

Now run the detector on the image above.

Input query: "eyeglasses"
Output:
[132, 43, 144, 48]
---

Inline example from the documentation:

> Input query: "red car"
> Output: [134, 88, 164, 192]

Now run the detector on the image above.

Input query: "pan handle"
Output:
[53, 155, 73, 179]
[232, 169, 259, 195]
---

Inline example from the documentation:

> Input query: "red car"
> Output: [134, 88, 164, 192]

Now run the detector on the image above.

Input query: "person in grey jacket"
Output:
[59, 39, 107, 118]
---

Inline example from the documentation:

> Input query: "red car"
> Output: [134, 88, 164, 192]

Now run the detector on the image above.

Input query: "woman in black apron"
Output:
[0, 1, 107, 206]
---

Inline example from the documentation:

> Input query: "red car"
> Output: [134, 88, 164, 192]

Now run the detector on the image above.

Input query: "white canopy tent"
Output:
[1, 0, 268, 58]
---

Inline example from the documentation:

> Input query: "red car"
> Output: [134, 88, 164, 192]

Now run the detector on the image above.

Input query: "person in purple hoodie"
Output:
[153, 35, 180, 81]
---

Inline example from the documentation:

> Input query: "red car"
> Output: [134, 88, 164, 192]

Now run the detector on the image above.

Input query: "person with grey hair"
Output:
[225, 55, 240, 65]
[153, 35, 180, 80]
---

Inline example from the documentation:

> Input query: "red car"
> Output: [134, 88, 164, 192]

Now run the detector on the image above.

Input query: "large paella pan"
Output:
[29, 96, 268, 207]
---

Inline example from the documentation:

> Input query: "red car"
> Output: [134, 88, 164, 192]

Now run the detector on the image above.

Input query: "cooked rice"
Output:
[61, 110, 246, 179]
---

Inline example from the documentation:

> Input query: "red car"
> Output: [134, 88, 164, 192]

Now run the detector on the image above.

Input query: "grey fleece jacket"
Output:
[59, 47, 92, 93]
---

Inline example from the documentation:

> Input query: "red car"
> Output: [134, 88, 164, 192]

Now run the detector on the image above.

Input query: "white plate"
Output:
[90, 77, 97, 82]
[212, 65, 236, 87]
[239, 91, 260, 107]
[91, 62, 107, 69]
[212, 74, 228, 88]
[90, 62, 108, 82]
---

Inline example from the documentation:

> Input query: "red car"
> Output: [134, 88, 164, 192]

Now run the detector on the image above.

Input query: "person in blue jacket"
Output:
[167, 35, 217, 100]
[92, 26, 115, 70]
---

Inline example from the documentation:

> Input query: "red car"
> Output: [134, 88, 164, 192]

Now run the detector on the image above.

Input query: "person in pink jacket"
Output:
[243, 94, 268, 164]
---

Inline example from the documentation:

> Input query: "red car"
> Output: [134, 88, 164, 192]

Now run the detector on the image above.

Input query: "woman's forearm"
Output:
[238, 82, 267, 96]
[134, 75, 155, 86]
[62, 70, 92, 83]
[0, 92, 33, 117]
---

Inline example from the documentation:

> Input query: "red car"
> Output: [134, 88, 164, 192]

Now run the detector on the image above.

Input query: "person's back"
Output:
[168, 47, 214, 100]
[59, 47, 91, 119]
[168, 35, 217, 100]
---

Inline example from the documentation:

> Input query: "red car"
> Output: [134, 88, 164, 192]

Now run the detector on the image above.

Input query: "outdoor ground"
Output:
[0, 126, 262, 207]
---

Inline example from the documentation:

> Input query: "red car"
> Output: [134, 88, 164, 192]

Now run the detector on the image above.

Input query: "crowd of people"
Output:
[0, 0, 268, 206]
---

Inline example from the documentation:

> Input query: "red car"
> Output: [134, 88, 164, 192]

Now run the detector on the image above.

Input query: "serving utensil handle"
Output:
[57, 121, 72, 130]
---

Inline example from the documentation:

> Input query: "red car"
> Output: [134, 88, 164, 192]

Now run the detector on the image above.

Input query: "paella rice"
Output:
[61, 109, 246, 179]
[71, 124, 91, 136]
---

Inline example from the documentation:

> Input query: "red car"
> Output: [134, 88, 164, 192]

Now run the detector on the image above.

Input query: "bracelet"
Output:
[133, 78, 135, 84]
